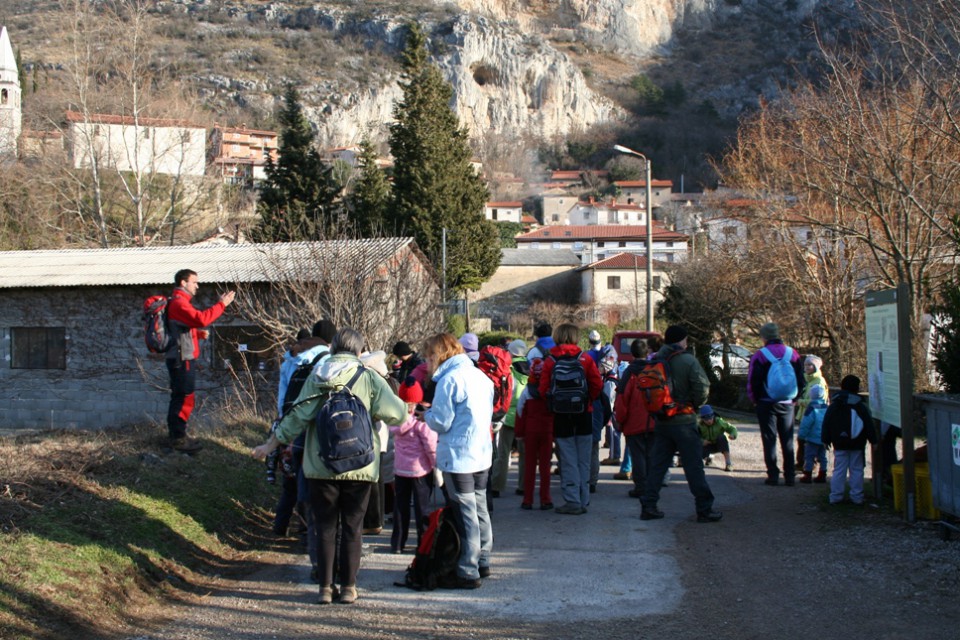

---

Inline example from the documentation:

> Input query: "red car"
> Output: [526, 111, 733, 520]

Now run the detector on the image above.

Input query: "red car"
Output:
[611, 330, 663, 363]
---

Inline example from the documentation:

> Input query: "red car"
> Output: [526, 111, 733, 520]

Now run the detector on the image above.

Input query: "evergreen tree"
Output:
[387, 24, 500, 293]
[345, 139, 391, 237]
[253, 85, 337, 242]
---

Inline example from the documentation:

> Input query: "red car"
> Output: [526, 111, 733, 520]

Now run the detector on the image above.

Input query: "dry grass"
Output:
[0, 418, 281, 640]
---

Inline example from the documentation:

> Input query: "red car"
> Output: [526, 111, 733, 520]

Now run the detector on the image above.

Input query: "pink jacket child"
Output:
[388, 378, 439, 553]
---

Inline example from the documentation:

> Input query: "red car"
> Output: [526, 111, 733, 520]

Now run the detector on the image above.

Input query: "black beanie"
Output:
[312, 319, 337, 344]
[664, 325, 688, 345]
[392, 341, 413, 357]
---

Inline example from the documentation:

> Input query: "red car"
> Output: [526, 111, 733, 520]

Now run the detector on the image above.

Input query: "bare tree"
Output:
[720, 0, 960, 381]
[230, 239, 445, 361]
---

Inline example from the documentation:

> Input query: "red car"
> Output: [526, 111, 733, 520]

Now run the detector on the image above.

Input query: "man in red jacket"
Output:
[165, 269, 235, 452]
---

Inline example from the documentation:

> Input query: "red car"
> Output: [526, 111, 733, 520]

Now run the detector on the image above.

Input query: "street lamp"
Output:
[613, 144, 654, 331]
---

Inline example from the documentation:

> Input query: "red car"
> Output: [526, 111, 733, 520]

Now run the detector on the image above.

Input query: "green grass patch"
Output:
[0, 420, 278, 639]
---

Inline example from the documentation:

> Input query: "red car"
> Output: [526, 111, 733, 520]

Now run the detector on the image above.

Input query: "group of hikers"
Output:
[159, 268, 883, 606]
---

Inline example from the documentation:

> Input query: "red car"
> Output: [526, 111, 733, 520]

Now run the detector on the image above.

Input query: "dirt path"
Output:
[127, 415, 960, 640]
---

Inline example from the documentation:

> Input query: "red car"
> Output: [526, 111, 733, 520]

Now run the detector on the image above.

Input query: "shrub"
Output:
[931, 283, 960, 393]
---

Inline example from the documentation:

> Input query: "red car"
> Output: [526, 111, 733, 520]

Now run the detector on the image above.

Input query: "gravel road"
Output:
[128, 413, 960, 640]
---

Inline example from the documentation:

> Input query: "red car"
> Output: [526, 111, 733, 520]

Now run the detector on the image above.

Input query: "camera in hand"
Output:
[265, 447, 280, 484]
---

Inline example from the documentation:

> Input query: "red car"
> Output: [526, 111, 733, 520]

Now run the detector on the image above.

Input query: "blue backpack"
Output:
[760, 346, 798, 402]
[315, 367, 376, 474]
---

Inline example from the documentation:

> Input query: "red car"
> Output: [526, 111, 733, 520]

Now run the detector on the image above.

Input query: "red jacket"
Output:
[537, 344, 603, 412]
[166, 287, 226, 361]
[614, 372, 654, 435]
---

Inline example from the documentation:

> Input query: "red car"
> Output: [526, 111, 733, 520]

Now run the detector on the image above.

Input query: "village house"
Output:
[514, 224, 689, 266]
[468, 249, 582, 329]
[65, 111, 207, 178]
[0, 26, 20, 159]
[567, 198, 649, 225]
[612, 179, 675, 209]
[0, 239, 439, 431]
[484, 201, 523, 223]
[578, 253, 670, 325]
[209, 124, 278, 187]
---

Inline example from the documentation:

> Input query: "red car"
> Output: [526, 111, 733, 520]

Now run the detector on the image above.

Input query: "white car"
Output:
[709, 343, 752, 377]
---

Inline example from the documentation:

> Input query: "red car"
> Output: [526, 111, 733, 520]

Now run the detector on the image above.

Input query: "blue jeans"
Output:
[803, 442, 827, 473]
[620, 447, 632, 474]
[641, 420, 715, 515]
[443, 469, 493, 580]
[556, 435, 593, 508]
[757, 402, 796, 481]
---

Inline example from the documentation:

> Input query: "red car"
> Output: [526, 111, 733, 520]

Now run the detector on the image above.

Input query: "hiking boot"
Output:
[362, 527, 382, 535]
[814, 471, 827, 484]
[704, 455, 713, 467]
[520, 503, 533, 510]
[764, 478, 779, 486]
[479, 566, 490, 578]
[555, 503, 583, 515]
[540, 502, 554, 510]
[697, 510, 723, 523]
[800, 472, 813, 484]
[641, 507, 665, 520]
[338, 585, 359, 604]
[724, 463, 734, 472]
[170, 437, 203, 453]
[454, 576, 482, 589]
[600, 457, 621, 466]
[613, 471, 632, 480]
[318, 586, 334, 605]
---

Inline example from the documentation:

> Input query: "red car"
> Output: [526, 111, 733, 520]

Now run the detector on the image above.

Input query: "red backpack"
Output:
[142, 295, 173, 354]
[476, 345, 514, 422]
[631, 352, 695, 419]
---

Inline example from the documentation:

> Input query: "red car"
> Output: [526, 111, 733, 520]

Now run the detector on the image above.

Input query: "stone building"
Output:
[0, 26, 21, 158]
[0, 239, 438, 431]
[469, 248, 581, 329]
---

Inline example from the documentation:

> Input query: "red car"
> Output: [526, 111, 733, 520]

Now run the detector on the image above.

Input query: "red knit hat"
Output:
[398, 377, 424, 404]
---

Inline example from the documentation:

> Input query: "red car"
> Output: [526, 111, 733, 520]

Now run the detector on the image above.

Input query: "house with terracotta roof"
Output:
[578, 253, 671, 324]
[209, 124, 278, 186]
[65, 110, 207, 178]
[484, 201, 523, 223]
[542, 193, 578, 224]
[515, 224, 689, 266]
[613, 179, 674, 209]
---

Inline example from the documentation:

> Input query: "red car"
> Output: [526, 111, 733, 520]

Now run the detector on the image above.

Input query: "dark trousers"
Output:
[364, 475, 385, 531]
[273, 474, 299, 534]
[391, 474, 433, 552]
[757, 402, 796, 481]
[626, 432, 656, 495]
[641, 420, 715, 515]
[308, 479, 372, 588]
[166, 359, 195, 440]
[703, 434, 731, 457]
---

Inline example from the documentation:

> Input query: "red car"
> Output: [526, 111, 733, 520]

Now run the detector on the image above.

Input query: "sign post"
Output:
[865, 284, 915, 521]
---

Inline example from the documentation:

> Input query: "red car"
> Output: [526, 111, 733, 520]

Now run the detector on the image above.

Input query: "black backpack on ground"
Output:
[281, 350, 327, 416]
[546, 352, 589, 414]
[315, 367, 376, 474]
[395, 506, 461, 591]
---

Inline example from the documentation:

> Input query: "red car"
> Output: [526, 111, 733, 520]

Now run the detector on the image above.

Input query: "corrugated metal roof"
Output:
[0, 239, 417, 289]
[500, 248, 580, 267]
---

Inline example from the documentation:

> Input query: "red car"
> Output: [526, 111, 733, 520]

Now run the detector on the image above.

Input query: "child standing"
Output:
[698, 405, 738, 472]
[798, 384, 828, 483]
[388, 377, 438, 553]
[821, 375, 877, 505]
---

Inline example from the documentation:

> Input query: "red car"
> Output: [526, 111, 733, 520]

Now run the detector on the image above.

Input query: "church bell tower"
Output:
[0, 26, 23, 158]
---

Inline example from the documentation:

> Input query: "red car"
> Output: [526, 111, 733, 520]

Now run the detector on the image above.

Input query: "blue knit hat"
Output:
[700, 405, 715, 418]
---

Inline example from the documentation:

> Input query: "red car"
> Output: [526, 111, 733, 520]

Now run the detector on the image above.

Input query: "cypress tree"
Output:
[387, 23, 500, 293]
[253, 85, 337, 242]
[345, 138, 391, 237]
